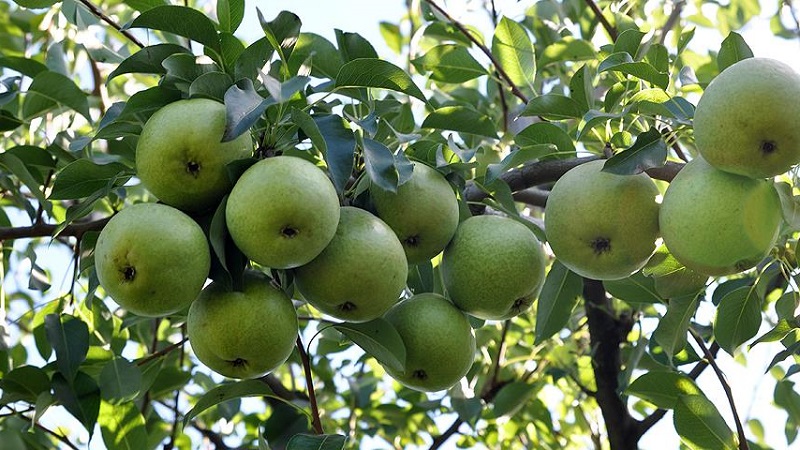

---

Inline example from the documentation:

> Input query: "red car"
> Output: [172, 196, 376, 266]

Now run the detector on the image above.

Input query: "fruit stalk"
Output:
[296, 336, 324, 434]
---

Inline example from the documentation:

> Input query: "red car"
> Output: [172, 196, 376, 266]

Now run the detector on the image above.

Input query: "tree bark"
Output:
[583, 278, 640, 450]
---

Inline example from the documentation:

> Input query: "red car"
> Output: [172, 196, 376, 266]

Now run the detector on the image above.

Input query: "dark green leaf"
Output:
[0, 110, 23, 132]
[286, 434, 347, 450]
[602, 128, 667, 175]
[750, 319, 797, 348]
[125, 5, 220, 53]
[643, 245, 709, 299]
[604, 272, 663, 305]
[421, 106, 497, 138]
[52, 371, 100, 432]
[12, 0, 58, 8]
[23, 71, 90, 120]
[98, 400, 149, 450]
[183, 379, 309, 427]
[335, 30, 379, 62]
[222, 79, 269, 142]
[189, 71, 234, 101]
[522, 94, 584, 120]
[362, 138, 401, 193]
[492, 381, 537, 417]
[674, 395, 736, 450]
[613, 29, 646, 58]
[335, 58, 426, 102]
[0, 366, 51, 404]
[288, 33, 343, 79]
[50, 160, 132, 200]
[717, 32, 753, 72]
[569, 65, 593, 112]
[234, 37, 273, 80]
[535, 261, 583, 344]
[645, 44, 670, 73]
[492, 17, 535, 90]
[0, 153, 51, 217]
[412, 44, 486, 83]
[515, 122, 576, 156]
[714, 286, 762, 354]
[314, 114, 355, 194]
[627, 371, 703, 409]
[292, 108, 326, 154]
[161, 53, 217, 92]
[653, 294, 698, 359]
[99, 358, 142, 404]
[216, 0, 244, 33]
[0, 56, 48, 77]
[258, 9, 302, 64]
[333, 318, 406, 373]
[598, 52, 670, 89]
[45, 314, 89, 382]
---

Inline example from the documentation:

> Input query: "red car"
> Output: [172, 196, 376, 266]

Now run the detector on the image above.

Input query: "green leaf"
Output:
[515, 122, 575, 157]
[411, 44, 487, 83]
[750, 318, 797, 348]
[333, 318, 406, 373]
[125, 5, 221, 53]
[314, 114, 355, 194]
[288, 33, 343, 79]
[598, 52, 670, 89]
[0, 365, 51, 404]
[23, 70, 90, 120]
[521, 94, 584, 120]
[12, 0, 58, 8]
[234, 37, 273, 80]
[336, 30, 379, 62]
[222, 79, 269, 142]
[538, 37, 596, 67]
[52, 371, 101, 432]
[216, 0, 244, 33]
[643, 245, 709, 299]
[602, 128, 667, 175]
[421, 106, 497, 138]
[335, 58, 426, 102]
[292, 108, 326, 154]
[714, 286, 762, 355]
[258, 9, 302, 69]
[627, 371, 703, 409]
[653, 294, 698, 359]
[183, 379, 310, 427]
[569, 65, 593, 112]
[362, 138, 401, 193]
[534, 261, 583, 344]
[379, 22, 403, 54]
[0, 152, 52, 216]
[674, 394, 736, 450]
[49, 160, 132, 200]
[98, 400, 149, 450]
[774, 182, 800, 230]
[613, 29, 646, 58]
[99, 358, 142, 404]
[189, 71, 234, 101]
[44, 314, 89, 382]
[0, 56, 48, 77]
[286, 434, 347, 450]
[492, 17, 535, 90]
[717, 32, 753, 72]
[492, 381, 538, 417]
[604, 272, 663, 305]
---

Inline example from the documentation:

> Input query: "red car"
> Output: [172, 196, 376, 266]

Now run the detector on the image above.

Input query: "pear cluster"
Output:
[94, 98, 550, 391]
[544, 57, 792, 281]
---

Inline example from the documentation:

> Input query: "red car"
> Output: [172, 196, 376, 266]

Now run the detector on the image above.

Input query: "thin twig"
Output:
[297, 336, 324, 434]
[689, 329, 749, 450]
[164, 326, 187, 450]
[584, 0, 618, 41]
[78, 0, 145, 48]
[658, 0, 685, 45]
[422, 0, 530, 103]
[136, 337, 189, 367]
[33, 420, 80, 450]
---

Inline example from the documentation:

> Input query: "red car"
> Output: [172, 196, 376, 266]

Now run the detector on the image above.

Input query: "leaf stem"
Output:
[689, 329, 749, 450]
[296, 335, 324, 434]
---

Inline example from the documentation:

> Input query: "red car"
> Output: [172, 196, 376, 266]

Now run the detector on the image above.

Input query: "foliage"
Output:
[0, 0, 799, 449]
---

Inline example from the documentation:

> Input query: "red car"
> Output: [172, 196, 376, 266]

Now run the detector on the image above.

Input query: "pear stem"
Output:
[296, 336, 324, 434]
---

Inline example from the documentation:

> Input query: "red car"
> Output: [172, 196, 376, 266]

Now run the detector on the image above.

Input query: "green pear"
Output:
[544, 160, 660, 280]
[370, 163, 460, 264]
[136, 98, 253, 212]
[441, 215, 546, 320]
[94, 203, 210, 317]
[226, 156, 340, 269]
[694, 57, 800, 178]
[660, 157, 781, 276]
[187, 271, 298, 379]
[294, 207, 407, 322]
[383, 293, 475, 392]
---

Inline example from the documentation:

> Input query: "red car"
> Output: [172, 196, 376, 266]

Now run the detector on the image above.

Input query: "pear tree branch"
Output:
[584, 0, 618, 41]
[78, 0, 145, 48]
[0, 217, 111, 241]
[297, 336, 324, 434]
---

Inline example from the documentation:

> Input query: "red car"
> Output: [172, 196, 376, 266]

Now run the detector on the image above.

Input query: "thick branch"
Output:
[584, 0, 618, 41]
[583, 278, 639, 450]
[422, 0, 530, 104]
[78, 0, 145, 48]
[0, 217, 110, 241]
